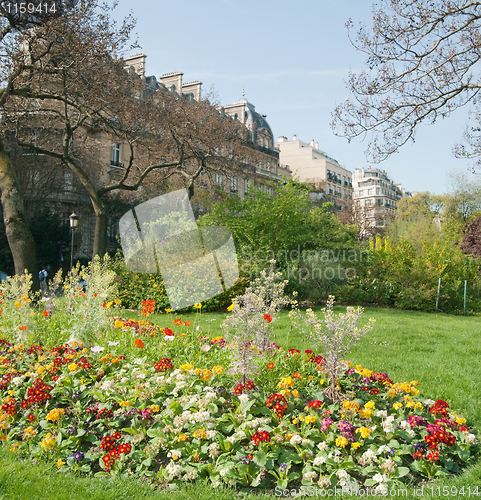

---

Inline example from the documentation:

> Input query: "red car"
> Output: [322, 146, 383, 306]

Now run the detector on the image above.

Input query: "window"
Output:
[245, 179, 251, 196]
[111, 143, 121, 167]
[215, 173, 222, 185]
[231, 176, 237, 193]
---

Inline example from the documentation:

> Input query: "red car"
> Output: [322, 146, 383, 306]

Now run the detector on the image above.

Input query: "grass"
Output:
[1, 306, 480, 499]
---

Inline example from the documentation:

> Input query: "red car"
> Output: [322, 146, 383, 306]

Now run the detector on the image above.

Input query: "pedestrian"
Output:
[39, 267, 47, 296]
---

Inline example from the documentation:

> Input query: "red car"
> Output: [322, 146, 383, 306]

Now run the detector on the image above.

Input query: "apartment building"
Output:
[352, 167, 411, 231]
[275, 136, 353, 200]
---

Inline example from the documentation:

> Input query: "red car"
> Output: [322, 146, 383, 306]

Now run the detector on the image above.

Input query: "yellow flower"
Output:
[411, 388, 420, 396]
[193, 429, 206, 439]
[14, 301, 22, 308]
[150, 404, 160, 412]
[114, 320, 123, 328]
[22, 426, 36, 440]
[179, 363, 194, 372]
[212, 366, 223, 375]
[106, 301, 113, 309]
[120, 401, 131, 408]
[356, 427, 371, 439]
[194, 303, 202, 309]
[278, 376, 295, 389]
[364, 401, 376, 409]
[227, 304, 235, 312]
[114, 299, 120, 304]
[308, 375, 313, 380]
[280, 389, 291, 398]
[292, 418, 298, 424]
[201, 369, 212, 381]
[456, 416, 467, 425]
[68, 363, 79, 372]
[40, 433, 57, 451]
[305, 415, 317, 424]
[336, 436, 348, 448]
[292, 389, 300, 398]
[165, 308, 172, 313]
[9, 442, 19, 452]
[414, 402, 423, 410]
[57, 459, 65, 469]
[46, 408, 65, 422]
[351, 442, 361, 450]
[358, 409, 373, 419]
[393, 402, 403, 410]
[177, 433, 189, 442]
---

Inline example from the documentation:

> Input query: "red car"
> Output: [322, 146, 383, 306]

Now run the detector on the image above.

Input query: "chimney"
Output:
[310, 140, 315, 147]
[293, 134, 297, 141]
[277, 136, 287, 142]
[123, 54, 147, 77]
[315, 142, 319, 149]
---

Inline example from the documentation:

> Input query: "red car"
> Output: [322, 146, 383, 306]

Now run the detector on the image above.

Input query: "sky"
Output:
[113, 0, 478, 195]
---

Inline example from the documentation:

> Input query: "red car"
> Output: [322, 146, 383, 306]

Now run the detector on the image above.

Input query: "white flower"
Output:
[165, 335, 175, 341]
[317, 441, 328, 451]
[378, 445, 391, 454]
[376, 410, 388, 418]
[11, 377, 22, 386]
[219, 468, 229, 477]
[399, 420, 409, 430]
[167, 449, 181, 460]
[290, 435, 302, 445]
[424, 399, 435, 406]
[108, 341, 119, 346]
[373, 473, 388, 483]
[79, 384, 86, 391]
[375, 483, 388, 496]
[205, 430, 216, 439]
[238, 394, 249, 403]
[212, 480, 220, 488]
[121, 377, 129, 383]
[226, 435, 236, 444]
[313, 456, 326, 466]
[236, 430, 246, 439]
[406, 428, 415, 437]
[91, 345, 104, 353]
[166, 462, 180, 476]
[336, 469, 349, 479]
[200, 344, 211, 352]
[333, 456, 340, 463]
[466, 433, 477, 444]
[134, 358, 143, 365]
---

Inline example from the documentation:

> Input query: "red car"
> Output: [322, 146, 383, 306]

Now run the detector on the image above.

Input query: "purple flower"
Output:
[279, 463, 288, 472]
[321, 418, 333, 432]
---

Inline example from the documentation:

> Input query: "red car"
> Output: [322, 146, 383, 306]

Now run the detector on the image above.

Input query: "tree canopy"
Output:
[332, 0, 481, 165]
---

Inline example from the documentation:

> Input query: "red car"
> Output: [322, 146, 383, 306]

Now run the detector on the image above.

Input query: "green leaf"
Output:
[253, 450, 267, 467]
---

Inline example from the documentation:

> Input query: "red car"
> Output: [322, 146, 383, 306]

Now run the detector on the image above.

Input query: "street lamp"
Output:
[69, 212, 78, 271]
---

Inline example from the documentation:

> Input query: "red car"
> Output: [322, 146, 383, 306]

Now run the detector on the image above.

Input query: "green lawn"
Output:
[1, 306, 480, 499]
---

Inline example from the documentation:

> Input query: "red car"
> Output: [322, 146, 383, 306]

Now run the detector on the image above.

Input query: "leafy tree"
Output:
[332, 0, 481, 165]
[200, 179, 358, 275]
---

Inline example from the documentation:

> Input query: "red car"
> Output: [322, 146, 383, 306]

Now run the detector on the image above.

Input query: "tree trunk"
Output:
[0, 143, 39, 291]
[93, 209, 107, 257]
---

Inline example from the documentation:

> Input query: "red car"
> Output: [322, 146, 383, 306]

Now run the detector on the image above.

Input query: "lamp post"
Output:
[69, 212, 78, 271]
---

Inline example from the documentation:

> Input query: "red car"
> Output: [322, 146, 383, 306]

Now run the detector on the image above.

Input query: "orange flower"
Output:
[264, 314, 273, 323]
[42, 311, 49, 317]
[292, 372, 302, 379]
[134, 339, 145, 348]
[173, 319, 182, 325]
[267, 362, 275, 369]
[19, 326, 27, 331]
[163, 328, 174, 336]
[183, 321, 191, 326]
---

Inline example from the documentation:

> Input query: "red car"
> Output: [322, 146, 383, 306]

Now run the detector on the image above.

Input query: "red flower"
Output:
[264, 314, 272, 323]
[426, 451, 439, 462]
[18, 326, 27, 331]
[308, 400, 323, 409]
[134, 339, 145, 349]
[267, 362, 274, 370]
[292, 372, 302, 379]
[154, 358, 174, 371]
[27, 413, 36, 422]
[42, 311, 49, 317]
[163, 328, 174, 336]
[245, 380, 256, 390]
[234, 383, 244, 394]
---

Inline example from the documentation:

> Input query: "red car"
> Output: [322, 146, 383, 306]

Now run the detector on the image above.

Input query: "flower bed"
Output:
[0, 324, 477, 494]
